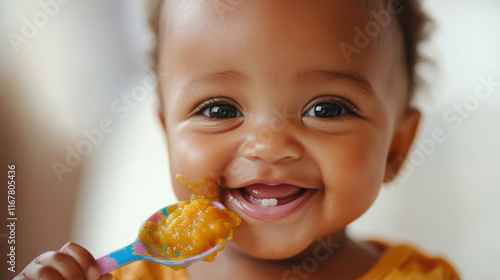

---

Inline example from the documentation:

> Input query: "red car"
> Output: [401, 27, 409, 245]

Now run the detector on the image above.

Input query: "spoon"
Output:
[95, 200, 228, 275]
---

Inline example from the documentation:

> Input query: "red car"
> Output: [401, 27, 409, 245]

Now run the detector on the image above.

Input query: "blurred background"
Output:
[0, 0, 499, 279]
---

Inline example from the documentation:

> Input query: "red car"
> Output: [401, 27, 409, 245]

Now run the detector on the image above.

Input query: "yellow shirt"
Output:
[112, 243, 460, 280]
[358, 242, 460, 280]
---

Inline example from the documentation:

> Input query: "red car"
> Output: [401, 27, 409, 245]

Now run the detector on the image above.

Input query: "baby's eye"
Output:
[304, 102, 346, 118]
[196, 98, 243, 119]
[202, 104, 242, 119]
[303, 96, 359, 119]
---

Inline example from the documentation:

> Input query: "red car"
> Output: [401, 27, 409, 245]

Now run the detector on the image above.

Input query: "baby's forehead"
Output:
[159, 0, 407, 104]
[162, 0, 387, 17]
[345, 0, 386, 10]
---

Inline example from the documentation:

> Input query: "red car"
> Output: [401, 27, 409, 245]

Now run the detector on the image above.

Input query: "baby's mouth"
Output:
[225, 183, 318, 221]
[240, 184, 306, 207]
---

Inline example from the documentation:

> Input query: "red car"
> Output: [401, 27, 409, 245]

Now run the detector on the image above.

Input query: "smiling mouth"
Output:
[241, 184, 306, 206]
[225, 183, 318, 221]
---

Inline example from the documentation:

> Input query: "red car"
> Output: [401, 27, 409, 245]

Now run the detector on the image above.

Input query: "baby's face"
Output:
[159, 0, 418, 259]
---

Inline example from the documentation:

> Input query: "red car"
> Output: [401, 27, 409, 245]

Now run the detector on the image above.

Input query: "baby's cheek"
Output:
[320, 141, 384, 217]
[172, 183, 192, 201]
[169, 136, 232, 195]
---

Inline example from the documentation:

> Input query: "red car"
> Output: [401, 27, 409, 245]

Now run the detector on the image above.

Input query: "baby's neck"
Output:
[186, 231, 381, 280]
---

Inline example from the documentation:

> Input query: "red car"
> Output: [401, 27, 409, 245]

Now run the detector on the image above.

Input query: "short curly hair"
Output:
[146, 0, 432, 102]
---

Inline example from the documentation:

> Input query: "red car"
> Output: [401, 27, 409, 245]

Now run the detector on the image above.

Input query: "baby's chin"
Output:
[229, 244, 307, 262]
[229, 231, 315, 261]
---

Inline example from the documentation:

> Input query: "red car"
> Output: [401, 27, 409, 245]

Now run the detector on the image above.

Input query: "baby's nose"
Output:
[239, 120, 303, 163]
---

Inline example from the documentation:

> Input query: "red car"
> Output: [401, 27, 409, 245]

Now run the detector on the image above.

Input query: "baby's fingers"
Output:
[17, 261, 64, 279]
[15, 251, 77, 280]
[59, 242, 103, 280]
[58, 242, 113, 280]
[14, 242, 112, 280]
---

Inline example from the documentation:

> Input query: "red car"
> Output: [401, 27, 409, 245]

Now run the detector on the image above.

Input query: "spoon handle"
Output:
[96, 241, 144, 275]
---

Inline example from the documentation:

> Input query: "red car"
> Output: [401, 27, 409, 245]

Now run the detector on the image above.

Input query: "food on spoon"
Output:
[139, 175, 241, 267]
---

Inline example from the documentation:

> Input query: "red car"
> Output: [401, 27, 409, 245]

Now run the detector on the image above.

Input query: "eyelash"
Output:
[193, 96, 240, 115]
[304, 95, 361, 117]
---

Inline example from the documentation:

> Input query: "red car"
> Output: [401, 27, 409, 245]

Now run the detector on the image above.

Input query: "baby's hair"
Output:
[146, 0, 432, 102]
[390, 0, 433, 100]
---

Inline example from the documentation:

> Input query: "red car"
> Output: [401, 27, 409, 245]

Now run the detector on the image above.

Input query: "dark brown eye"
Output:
[305, 103, 346, 118]
[202, 104, 242, 119]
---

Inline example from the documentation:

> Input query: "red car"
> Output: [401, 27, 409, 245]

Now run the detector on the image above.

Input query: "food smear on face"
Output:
[139, 175, 241, 268]
[176, 174, 220, 199]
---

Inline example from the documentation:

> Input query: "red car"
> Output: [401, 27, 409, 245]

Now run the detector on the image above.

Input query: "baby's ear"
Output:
[158, 111, 167, 131]
[384, 108, 421, 183]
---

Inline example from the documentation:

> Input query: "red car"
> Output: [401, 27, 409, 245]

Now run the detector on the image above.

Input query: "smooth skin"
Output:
[16, 0, 420, 279]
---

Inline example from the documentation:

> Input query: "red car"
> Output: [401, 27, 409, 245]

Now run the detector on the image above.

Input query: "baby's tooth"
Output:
[261, 199, 269, 207]
[260, 198, 278, 207]
[268, 198, 278, 207]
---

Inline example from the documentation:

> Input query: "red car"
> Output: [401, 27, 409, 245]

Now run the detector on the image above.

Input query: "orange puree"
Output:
[175, 174, 220, 199]
[139, 175, 241, 266]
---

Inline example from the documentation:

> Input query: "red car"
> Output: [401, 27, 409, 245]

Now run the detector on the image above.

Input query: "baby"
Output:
[16, 0, 460, 279]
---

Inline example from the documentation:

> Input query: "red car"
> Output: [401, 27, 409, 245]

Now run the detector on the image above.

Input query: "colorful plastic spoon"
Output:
[95, 201, 227, 275]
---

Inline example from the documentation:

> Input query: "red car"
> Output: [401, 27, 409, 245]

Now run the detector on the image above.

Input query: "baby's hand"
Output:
[14, 242, 112, 280]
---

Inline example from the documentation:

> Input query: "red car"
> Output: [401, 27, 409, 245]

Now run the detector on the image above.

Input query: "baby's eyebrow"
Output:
[295, 70, 378, 99]
[179, 69, 377, 101]
[180, 70, 243, 97]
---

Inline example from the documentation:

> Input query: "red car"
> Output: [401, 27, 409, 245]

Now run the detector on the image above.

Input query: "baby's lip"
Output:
[226, 178, 319, 190]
